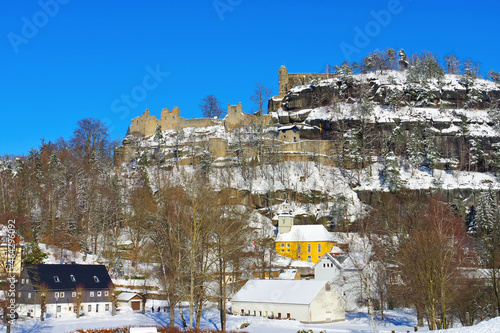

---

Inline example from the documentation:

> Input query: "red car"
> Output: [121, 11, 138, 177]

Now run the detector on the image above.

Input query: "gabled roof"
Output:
[117, 292, 141, 302]
[23, 264, 113, 291]
[232, 279, 328, 305]
[276, 225, 336, 243]
[313, 251, 368, 271]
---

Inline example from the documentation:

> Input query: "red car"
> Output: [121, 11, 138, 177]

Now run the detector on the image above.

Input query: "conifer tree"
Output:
[153, 124, 164, 145]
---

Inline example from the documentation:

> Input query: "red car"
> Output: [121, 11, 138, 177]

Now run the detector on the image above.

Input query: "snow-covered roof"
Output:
[277, 269, 298, 280]
[276, 225, 336, 243]
[232, 279, 328, 305]
[117, 292, 141, 302]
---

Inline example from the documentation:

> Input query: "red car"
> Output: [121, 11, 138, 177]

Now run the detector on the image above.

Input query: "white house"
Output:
[231, 279, 344, 323]
[314, 247, 369, 310]
[117, 292, 143, 311]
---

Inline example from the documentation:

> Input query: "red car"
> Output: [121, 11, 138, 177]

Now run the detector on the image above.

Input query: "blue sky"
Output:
[1, 0, 499, 155]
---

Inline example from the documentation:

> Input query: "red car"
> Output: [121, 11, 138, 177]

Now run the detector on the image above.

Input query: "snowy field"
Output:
[2, 306, 500, 333]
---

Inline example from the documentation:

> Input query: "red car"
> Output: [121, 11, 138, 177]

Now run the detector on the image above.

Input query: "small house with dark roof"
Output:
[17, 264, 114, 318]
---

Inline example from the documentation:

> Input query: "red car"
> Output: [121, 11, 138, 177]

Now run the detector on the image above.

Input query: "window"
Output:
[57, 305, 61, 313]
[28, 293, 31, 299]
[307, 255, 312, 262]
[60, 292, 65, 298]
[17, 292, 21, 298]
[88, 305, 92, 312]
[93, 276, 100, 283]
[90, 292, 94, 297]
[325, 283, 331, 291]
[286, 243, 290, 248]
[55, 292, 59, 298]
[318, 244, 321, 252]
[307, 244, 311, 253]
[26, 279, 29, 284]
[281, 249, 284, 253]
[21, 279, 25, 284]
[287, 249, 290, 252]
[70, 275, 76, 282]
[69, 307, 72, 311]
[280, 243, 284, 247]
[318, 256, 321, 259]
[105, 304, 110, 311]
[54, 276, 60, 283]
[97, 291, 102, 297]
[323, 263, 325, 267]
[105, 291, 109, 296]
[72, 292, 76, 297]
[96, 304, 99, 313]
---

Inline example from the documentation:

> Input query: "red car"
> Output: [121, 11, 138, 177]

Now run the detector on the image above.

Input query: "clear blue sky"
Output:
[1, 0, 499, 155]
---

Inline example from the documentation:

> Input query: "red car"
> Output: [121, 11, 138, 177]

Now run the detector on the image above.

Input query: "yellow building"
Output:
[275, 225, 337, 264]
[0, 227, 23, 276]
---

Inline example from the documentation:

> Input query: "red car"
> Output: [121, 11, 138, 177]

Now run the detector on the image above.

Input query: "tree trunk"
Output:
[169, 303, 176, 327]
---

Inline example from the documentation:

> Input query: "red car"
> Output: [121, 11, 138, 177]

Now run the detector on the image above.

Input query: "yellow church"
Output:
[275, 224, 337, 264]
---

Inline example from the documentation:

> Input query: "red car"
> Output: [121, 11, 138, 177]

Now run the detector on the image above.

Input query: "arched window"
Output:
[307, 255, 312, 262]
[318, 244, 321, 253]
[307, 244, 311, 253]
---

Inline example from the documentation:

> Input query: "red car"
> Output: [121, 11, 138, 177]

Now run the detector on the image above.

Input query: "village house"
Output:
[17, 264, 114, 318]
[117, 292, 143, 312]
[275, 225, 337, 264]
[231, 279, 344, 323]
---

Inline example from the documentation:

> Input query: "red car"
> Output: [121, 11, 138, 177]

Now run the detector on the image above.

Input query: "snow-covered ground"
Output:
[3, 306, 500, 333]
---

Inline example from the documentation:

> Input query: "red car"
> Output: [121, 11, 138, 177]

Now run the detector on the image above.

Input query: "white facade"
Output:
[19, 301, 112, 319]
[231, 280, 344, 323]
[278, 213, 294, 234]
[314, 251, 367, 311]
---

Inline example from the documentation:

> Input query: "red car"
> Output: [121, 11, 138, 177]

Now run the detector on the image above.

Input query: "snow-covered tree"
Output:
[476, 191, 497, 232]
[398, 48, 408, 70]
[381, 150, 401, 192]
[468, 138, 485, 172]
[153, 124, 164, 144]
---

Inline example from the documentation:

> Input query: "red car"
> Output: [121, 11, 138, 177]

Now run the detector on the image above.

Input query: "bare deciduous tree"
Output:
[250, 83, 273, 115]
[199, 95, 225, 119]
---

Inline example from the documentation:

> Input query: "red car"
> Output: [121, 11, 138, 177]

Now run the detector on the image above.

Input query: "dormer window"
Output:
[94, 276, 100, 283]
[54, 276, 60, 283]
[70, 275, 76, 282]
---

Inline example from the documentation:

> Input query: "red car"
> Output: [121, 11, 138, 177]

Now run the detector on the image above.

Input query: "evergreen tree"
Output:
[489, 144, 500, 177]
[398, 49, 409, 70]
[23, 240, 49, 264]
[153, 124, 164, 144]
[466, 205, 477, 234]
[469, 138, 485, 172]
[422, 127, 441, 174]
[381, 150, 401, 192]
[476, 191, 497, 232]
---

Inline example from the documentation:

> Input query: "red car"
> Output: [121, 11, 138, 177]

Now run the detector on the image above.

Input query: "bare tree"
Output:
[250, 83, 273, 115]
[199, 95, 225, 119]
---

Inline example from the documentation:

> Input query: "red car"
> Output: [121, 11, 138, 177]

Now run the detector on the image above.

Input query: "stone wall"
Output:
[278, 65, 333, 98]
